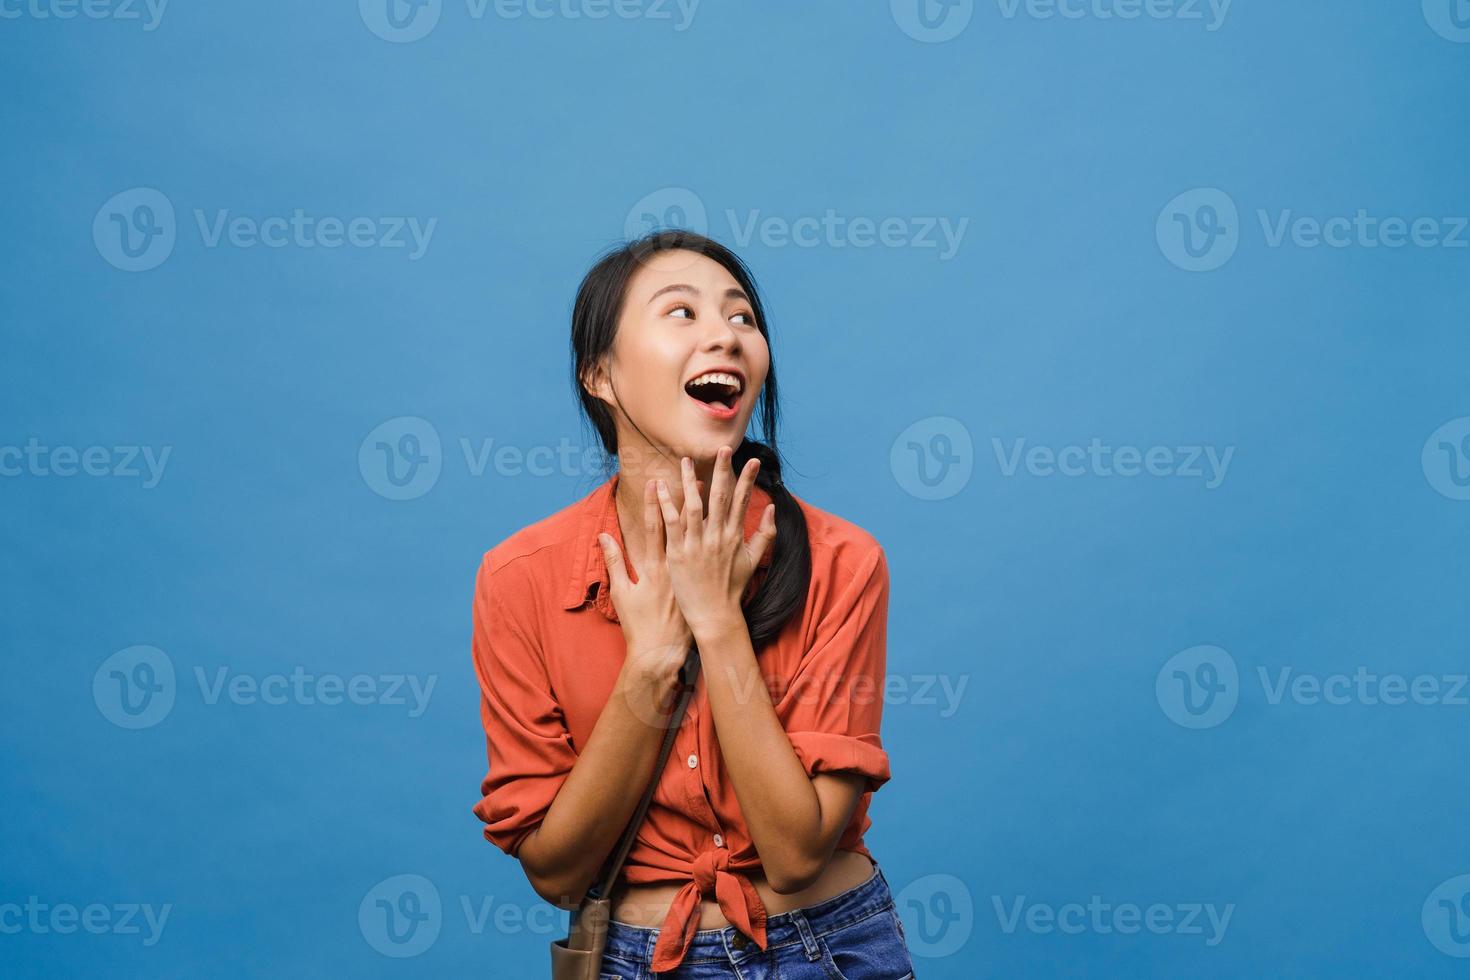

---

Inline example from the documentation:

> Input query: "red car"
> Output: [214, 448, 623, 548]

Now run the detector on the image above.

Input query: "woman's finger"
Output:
[597, 531, 631, 595]
[643, 478, 665, 562]
[654, 478, 681, 551]
[705, 446, 734, 542]
[728, 455, 759, 538]
[745, 502, 777, 569]
[679, 456, 702, 549]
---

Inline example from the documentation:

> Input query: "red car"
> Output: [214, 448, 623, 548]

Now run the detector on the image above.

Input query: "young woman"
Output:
[471, 230, 915, 978]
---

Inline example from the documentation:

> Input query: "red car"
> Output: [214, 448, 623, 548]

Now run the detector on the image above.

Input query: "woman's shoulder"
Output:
[788, 490, 888, 584]
[477, 480, 607, 584]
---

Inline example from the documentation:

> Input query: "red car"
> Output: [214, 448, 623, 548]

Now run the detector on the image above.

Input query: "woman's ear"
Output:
[581, 358, 615, 408]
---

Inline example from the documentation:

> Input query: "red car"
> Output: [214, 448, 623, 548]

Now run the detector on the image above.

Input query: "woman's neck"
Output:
[612, 449, 717, 557]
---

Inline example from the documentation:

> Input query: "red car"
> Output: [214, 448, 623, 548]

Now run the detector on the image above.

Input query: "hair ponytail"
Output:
[732, 437, 810, 651]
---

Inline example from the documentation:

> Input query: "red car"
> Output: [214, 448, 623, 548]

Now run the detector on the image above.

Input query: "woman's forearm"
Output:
[516, 665, 674, 907]
[691, 615, 828, 893]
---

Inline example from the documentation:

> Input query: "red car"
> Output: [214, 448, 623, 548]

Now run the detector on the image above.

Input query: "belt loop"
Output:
[790, 909, 822, 960]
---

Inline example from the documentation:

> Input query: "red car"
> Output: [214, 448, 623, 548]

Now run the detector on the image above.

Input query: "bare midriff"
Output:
[607, 849, 876, 929]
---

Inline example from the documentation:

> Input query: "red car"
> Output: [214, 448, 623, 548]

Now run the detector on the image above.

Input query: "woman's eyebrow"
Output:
[646, 283, 751, 305]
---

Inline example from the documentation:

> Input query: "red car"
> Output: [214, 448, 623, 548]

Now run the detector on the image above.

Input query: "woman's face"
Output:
[589, 248, 770, 468]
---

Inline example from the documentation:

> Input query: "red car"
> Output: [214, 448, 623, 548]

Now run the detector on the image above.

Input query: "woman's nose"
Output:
[700, 313, 741, 350]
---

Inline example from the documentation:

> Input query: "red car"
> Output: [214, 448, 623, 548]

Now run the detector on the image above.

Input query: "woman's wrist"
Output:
[613, 659, 683, 729]
[687, 606, 749, 645]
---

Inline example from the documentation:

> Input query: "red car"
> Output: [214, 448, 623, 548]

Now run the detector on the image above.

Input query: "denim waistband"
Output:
[603, 859, 895, 967]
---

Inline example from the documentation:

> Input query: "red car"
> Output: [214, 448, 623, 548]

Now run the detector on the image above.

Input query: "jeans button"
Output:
[731, 933, 748, 949]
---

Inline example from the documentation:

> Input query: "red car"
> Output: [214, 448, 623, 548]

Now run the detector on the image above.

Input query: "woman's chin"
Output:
[682, 438, 744, 466]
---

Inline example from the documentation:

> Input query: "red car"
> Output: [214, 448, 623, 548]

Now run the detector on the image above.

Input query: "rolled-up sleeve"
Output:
[470, 555, 578, 857]
[781, 544, 892, 795]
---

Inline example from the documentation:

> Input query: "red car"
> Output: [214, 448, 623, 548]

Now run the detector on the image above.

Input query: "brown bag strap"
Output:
[588, 644, 702, 900]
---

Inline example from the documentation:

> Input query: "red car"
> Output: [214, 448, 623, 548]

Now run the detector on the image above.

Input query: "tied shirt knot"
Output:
[649, 846, 768, 972]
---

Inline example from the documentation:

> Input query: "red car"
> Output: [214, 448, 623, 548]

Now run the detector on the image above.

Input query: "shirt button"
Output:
[687, 754, 698, 769]
[713, 834, 724, 847]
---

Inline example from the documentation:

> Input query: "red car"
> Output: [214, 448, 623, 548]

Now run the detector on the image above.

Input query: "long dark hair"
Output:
[570, 229, 811, 652]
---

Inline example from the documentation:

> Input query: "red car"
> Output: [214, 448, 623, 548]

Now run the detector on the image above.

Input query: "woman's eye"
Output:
[667, 305, 753, 325]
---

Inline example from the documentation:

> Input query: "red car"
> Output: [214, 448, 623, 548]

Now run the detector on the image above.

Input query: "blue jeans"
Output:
[599, 859, 917, 979]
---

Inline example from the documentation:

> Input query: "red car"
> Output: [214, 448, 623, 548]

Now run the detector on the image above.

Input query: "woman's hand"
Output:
[597, 478, 693, 714]
[655, 446, 777, 636]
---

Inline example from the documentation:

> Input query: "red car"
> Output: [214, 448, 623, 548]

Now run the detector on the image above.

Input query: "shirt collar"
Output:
[561, 469, 776, 618]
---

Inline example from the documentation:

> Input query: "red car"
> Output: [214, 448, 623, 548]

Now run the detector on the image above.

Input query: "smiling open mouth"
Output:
[684, 372, 742, 412]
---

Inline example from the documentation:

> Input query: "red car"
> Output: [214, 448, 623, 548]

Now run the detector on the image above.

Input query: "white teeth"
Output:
[687, 372, 742, 392]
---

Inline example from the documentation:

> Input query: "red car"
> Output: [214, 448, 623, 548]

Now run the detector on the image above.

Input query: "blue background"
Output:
[4, 1, 1470, 976]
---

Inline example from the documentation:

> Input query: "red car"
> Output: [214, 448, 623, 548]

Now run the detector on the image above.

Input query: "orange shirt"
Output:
[470, 470, 892, 973]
